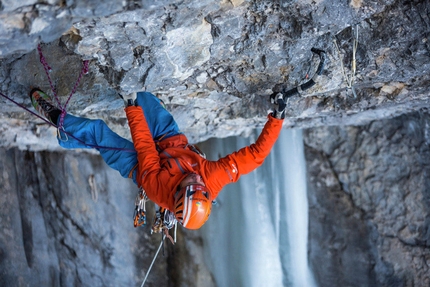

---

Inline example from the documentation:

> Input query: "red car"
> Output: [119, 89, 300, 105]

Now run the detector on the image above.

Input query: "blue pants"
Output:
[58, 92, 180, 184]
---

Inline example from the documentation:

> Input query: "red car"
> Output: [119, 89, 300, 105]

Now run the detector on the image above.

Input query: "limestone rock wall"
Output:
[1, 0, 430, 286]
[0, 148, 211, 287]
[1, 0, 429, 145]
[2, 111, 430, 286]
[304, 110, 430, 287]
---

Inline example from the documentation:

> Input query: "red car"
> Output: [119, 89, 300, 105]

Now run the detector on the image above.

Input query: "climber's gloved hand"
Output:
[270, 93, 286, 120]
[119, 92, 137, 107]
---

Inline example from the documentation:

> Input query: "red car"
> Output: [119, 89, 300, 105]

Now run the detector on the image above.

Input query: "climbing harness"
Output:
[333, 25, 359, 98]
[271, 47, 326, 105]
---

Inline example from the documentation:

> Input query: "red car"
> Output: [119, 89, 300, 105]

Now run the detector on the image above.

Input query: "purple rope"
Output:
[37, 44, 59, 103]
[0, 91, 135, 152]
[58, 60, 89, 128]
[35, 45, 135, 152]
[0, 44, 134, 153]
[37, 44, 89, 129]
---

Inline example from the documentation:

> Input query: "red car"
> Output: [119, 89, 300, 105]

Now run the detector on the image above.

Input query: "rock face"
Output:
[1, 0, 429, 143]
[0, 148, 212, 286]
[1, 0, 430, 286]
[304, 110, 430, 287]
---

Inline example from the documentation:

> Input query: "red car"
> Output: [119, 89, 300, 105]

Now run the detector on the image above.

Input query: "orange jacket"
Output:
[125, 106, 283, 212]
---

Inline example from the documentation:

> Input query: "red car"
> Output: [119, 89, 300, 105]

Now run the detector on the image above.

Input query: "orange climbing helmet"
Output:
[174, 184, 212, 230]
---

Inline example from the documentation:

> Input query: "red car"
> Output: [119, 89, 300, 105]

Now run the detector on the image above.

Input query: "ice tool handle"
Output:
[281, 47, 326, 98]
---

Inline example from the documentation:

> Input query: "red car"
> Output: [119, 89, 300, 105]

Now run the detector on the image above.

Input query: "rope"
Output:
[0, 91, 136, 152]
[1, 44, 135, 153]
[37, 43, 90, 129]
[58, 59, 89, 130]
[140, 235, 166, 287]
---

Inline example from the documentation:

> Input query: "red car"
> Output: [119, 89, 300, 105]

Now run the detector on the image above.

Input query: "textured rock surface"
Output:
[0, 148, 212, 287]
[0, 0, 429, 144]
[304, 110, 430, 287]
[1, 0, 430, 286]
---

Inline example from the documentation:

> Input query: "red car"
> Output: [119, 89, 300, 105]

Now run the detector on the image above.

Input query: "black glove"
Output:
[270, 93, 286, 119]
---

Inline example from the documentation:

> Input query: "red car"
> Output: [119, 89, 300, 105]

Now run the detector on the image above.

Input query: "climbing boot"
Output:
[29, 88, 61, 124]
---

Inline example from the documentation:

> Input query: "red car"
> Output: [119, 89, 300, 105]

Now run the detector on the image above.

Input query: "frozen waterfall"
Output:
[199, 129, 316, 287]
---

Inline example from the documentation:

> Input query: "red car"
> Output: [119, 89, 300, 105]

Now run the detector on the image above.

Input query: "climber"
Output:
[29, 88, 286, 230]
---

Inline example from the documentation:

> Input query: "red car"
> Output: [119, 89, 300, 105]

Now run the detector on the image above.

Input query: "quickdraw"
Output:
[133, 189, 177, 244]
[133, 188, 148, 227]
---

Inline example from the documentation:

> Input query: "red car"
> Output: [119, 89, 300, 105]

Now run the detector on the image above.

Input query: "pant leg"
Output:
[135, 92, 181, 140]
[58, 114, 138, 183]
